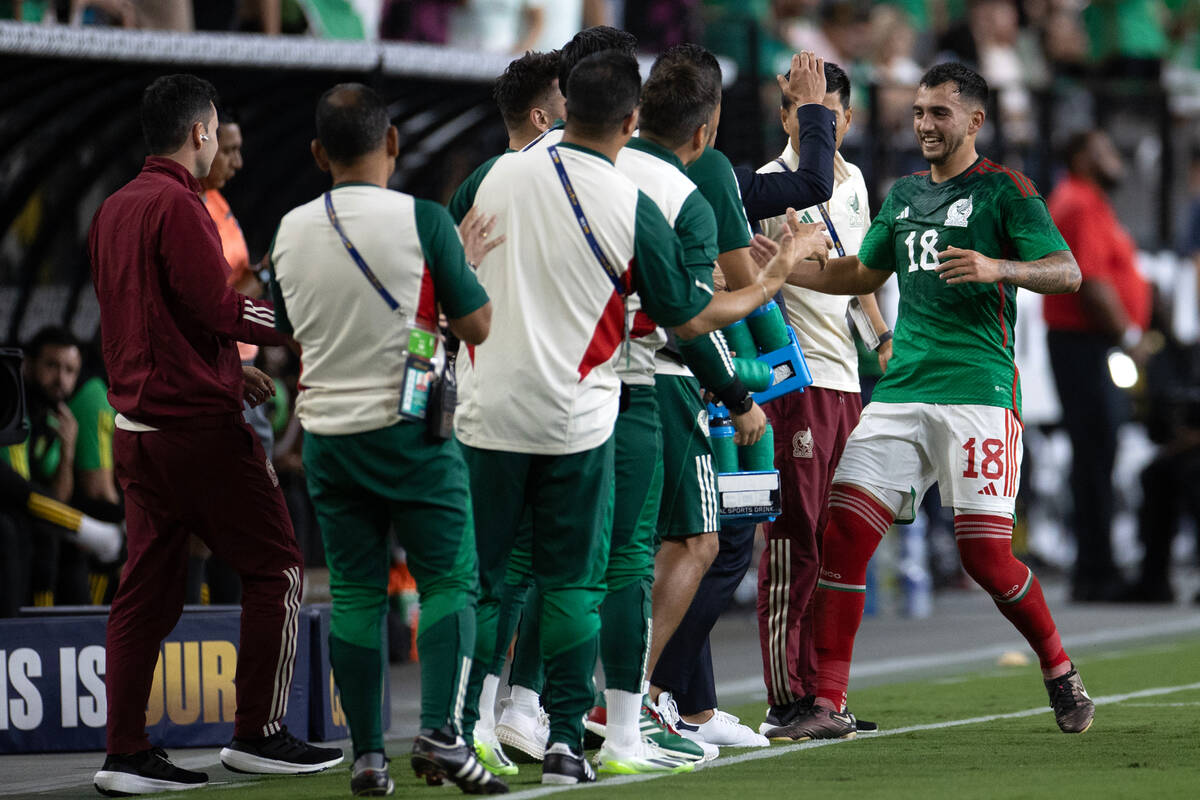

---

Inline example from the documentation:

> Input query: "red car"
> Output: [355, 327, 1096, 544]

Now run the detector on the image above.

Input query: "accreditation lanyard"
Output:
[324, 191, 402, 313]
[773, 157, 846, 258]
[548, 146, 631, 362]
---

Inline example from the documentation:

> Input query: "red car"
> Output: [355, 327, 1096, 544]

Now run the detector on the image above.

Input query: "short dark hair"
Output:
[919, 62, 989, 108]
[493, 50, 561, 131]
[558, 25, 637, 98]
[1062, 129, 1098, 172]
[564, 51, 641, 137]
[315, 83, 390, 164]
[638, 61, 719, 149]
[782, 61, 851, 110]
[651, 43, 722, 100]
[25, 327, 78, 362]
[141, 74, 218, 155]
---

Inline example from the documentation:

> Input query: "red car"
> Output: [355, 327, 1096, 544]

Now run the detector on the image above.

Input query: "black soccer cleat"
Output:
[1045, 662, 1095, 734]
[94, 747, 208, 796]
[541, 742, 596, 785]
[411, 728, 509, 794]
[350, 751, 394, 797]
[764, 706, 857, 741]
[220, 726, 345, 774]
[759, 694, 815, 734]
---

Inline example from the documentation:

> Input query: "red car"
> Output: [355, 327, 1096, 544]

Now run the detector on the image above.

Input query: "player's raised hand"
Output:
[936, 246, 1004, 285]
[776, 51, 826, 109]
[749, 233, 779, 269]
[757, 227, 798, 297]
[459, 206, 505, 266]
[784, 208, 831, 268]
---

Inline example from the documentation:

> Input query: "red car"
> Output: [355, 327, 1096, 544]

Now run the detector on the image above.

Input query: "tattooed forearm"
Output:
[998, 250, 1081, 295]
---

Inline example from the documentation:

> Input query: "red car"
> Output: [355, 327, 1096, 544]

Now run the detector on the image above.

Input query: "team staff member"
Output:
[456, 51, 800, 784]
[269, 83, 504, 798]
[88, 74, 342, 796]
[776, 63, 1093, 740]
[646, 48, 838, 749]
[448, 50, 564, 775]
[754, 61, 892, 735]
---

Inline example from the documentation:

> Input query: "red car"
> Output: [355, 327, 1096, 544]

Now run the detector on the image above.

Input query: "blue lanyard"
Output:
[815, 203, 845, 258]
[773, 157, 845, 258]
[323, 191, 401, 313]
[548, 146, 626, 297]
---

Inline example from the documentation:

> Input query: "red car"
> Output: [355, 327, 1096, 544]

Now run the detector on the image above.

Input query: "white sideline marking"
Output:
[716, 616, 1200, 697]
[499, 681, 1200, 800]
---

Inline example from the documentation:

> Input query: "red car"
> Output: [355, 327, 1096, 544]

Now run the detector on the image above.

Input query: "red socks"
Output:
[955, 514, 1069, 672]
[814, 485, 893, 710]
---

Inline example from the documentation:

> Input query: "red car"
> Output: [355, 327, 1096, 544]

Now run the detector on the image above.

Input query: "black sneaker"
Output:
[351, 752, 394, 797]
[764, 706, 857, 741]
[845, 709, 878, 732]
[220, 726, 345, 774]
[94, 747, 208, 796]
[411, 728, 509, 794]
[758, 694, 815, 734]
[1045, 663, 1095, 734]
[542, 742, 595, 785]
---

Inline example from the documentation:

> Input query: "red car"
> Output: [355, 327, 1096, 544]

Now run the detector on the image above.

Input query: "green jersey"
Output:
[859, 156, 1069, 412]
[68, 376, 115, 472]
[686, 147, 752, 254]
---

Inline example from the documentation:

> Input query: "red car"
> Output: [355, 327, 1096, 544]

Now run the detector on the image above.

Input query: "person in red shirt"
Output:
[1043, 129, 1150, 603]
[87, 74, 343, 795]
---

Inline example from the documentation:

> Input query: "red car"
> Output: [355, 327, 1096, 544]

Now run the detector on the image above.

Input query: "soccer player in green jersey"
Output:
[769, 63, 1096, 740]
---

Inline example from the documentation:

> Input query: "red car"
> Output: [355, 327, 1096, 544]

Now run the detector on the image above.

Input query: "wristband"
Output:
[717, 378, 753, 415]
[874, 330, 893, 351]
[760, 283, 769, 305]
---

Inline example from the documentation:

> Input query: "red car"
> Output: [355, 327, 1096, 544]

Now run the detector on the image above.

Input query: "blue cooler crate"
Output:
[752, 325, 813, 404]
[716, 470, 781, 524]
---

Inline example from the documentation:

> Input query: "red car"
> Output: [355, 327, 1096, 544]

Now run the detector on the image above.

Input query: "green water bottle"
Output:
[733, 357, 773, 392]
[708, 411, 739, 474]
[746, 300, 791, 353]
[721, 319, 757, 358]
[738, 421, 775, 472]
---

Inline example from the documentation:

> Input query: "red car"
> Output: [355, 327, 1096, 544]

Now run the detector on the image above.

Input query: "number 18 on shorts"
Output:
[832, 401, 1024, 520]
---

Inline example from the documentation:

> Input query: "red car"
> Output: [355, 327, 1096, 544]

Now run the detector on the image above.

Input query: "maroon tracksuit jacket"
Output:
[89, 156, 303, 753]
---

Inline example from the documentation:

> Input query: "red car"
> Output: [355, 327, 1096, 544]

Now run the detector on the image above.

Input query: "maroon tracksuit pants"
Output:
[107, 420, 303, 754]
[758, 387, 861, 707]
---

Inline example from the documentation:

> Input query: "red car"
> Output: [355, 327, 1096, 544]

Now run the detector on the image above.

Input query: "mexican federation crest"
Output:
[945, 195, 973, 227]
[697, 408, 710, 437]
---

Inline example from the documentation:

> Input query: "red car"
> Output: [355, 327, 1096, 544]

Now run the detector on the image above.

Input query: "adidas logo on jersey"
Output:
[895, 206, 910, 220]
[977, 482, 999, 496]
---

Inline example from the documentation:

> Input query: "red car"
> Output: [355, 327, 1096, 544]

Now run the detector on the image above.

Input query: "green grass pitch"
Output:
[192, 636, 1200, 799]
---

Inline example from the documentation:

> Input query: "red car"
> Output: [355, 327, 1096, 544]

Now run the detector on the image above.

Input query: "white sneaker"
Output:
[595, 738, 694, 775]
[650, 692, 718, 761]
[675, 709, 769, 747]
[495, 698, 550, 761]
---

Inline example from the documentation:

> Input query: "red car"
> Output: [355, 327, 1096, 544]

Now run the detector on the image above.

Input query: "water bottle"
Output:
[898, 511, 933, 619]
[738, 421, 775, 472]
[708, 410, 738, 474]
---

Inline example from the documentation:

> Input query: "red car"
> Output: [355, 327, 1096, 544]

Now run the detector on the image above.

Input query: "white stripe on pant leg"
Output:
[453, 655, 472, 733]
[769, 540, 788, 705]
[768, 539, 794, 705]
[705, 455, 719, 532]
[275, 565, 302, 724]
[267, 566, 301, 729]
[274, 567, 303, 724]
[266, 566, 301, 729]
